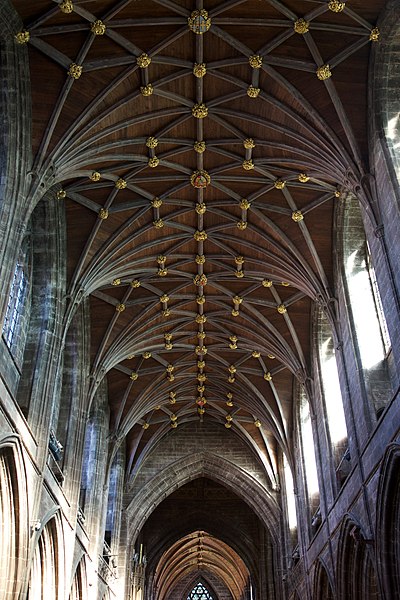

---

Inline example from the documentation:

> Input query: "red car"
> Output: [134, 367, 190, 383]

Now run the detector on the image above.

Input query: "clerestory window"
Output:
[187, 582, 214, 600]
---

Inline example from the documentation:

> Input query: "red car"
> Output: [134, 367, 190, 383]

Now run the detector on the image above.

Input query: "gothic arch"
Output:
[27, 510, 66, 600]
[337, 515, 379, 600]
[0, 433, 29, 599]
[376, 442, 400, 599]
[313, 559, 334, 600]
[126, 452, 280, 544]
[69, 556, 88, 600]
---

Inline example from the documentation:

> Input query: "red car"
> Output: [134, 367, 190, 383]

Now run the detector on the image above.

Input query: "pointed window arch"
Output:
[187, 581, 214, 600]
[299, 388, 320, 513]
[2, 236, 32, 367]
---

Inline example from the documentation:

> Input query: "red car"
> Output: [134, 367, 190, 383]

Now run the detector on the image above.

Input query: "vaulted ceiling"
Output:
[14, 0, 383, 490]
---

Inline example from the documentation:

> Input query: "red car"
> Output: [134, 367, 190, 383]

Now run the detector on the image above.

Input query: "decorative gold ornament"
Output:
[231, 309, 239, 317]
[197, 373, 207, 382]
[229, 340, 238, 350]
[166, 364, 174, 373]
[228, 375, 235, 383]
[247, 85, 260, 98]
[164, 333, 172, 341]
[142, 422, 150, 430]
[160, 294, 169, 303]
[277, 304, 287, 314]
[281, 281, 290, 286]
[196, 314, 207, 324]
[169, 391, 176, 399]
[91, 20, 106, 35]
[146, 136, 158, 148]
[254, 419, 262, 428]
[198, 407, 206, 415]
[298, 172, 310, 183]
[171, 421, 178, 428]
[227, 393, 233, 400]
[252, 350, 261, 358]
[188, 9, 211, 34]
[153, 219, 164, 228]
[235, 256, 245, 265]
[57, 189, 67, 200]
[193, 63, 207, 78]
[165, 343, 173, 350]
[59, 0, 74, 13]
[141, 84, 154, 96]
[143, 351, 152, 359]
[170, 413, 177, 422]
[169, 395, 176, 403]
[195, 202, 207, 215]
[369, 28, 380, 42]
[193, 274, 208, 286]
[15, 30, 30, 44]
[237, 220, 248, 230]
[294, 18, 309, 34]
[158, 268, 168, 277]
[195, 254, 206, 265]
[233, 295, 243, 305]
[148, 156, 159, 168]
[151, 197, 163, 208]
[192, 103, 208, 119]
[131, 280, 141, 288]
[239, 198, 251, 210]
[274, 179, 285, 189]
[225, 422, 232, 429]
[98, 208, 109, 220]
[137, 53, 151, 68]
[262, 279, 272, 287]
[116, 303, 125, 313]
[228, 365, 236, 374]
[198, 385, 205, 393]
[235, 270, 244, 278]
[197, 360, 206, 369]
[316, 64, 332, 80]
[90, 171, 101, 182]
[157, 255, 166, 264]
[243, 159, 254, 171]
[264, 372, 272, 381]
[194, 229, 208, 241]
[68, 63, 83, 79]
[112, 278, 121, 286]
[163, 309, 171, 317]
[196, 295, 206, 305]
[268, 353, 276, 359]
[226, 414, 233, 422]
[191, 170, 211, 188]
[292, 210, 304, 222]
[243, 138, 255, 149]
[194, 141, 206, 153]
[226, 400, 234, 407]
[130, 371, 138, 381]
[195, 345, 207, 355]
[115, 178, 127, 190]
[197, 331, 206, 340]
[328, 1, 345, 12]
[249, 54, 263, 69]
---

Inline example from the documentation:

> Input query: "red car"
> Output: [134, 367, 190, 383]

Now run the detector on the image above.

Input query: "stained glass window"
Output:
[187, 581, 214, 600]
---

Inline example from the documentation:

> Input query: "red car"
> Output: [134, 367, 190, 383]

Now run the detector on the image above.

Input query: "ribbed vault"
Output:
[153, 531, 249, 600]
[12, 0, 383, 490]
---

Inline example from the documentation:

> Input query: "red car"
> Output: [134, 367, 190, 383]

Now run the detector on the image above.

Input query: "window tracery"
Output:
[187, 582, 214, 600]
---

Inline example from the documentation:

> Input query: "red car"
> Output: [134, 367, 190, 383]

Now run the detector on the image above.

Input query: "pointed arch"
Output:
[0, 433, 29, 599]
[313, 559, 334, 600]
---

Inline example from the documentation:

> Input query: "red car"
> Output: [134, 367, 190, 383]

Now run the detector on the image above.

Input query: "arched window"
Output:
[341, 195, 393, 416]
[2, 236, 32, 368]
[283, 454, 298, 536]
[187, 582, 214, 600]
[299, 389, 320, 515]
[316, 308, 349, 487]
